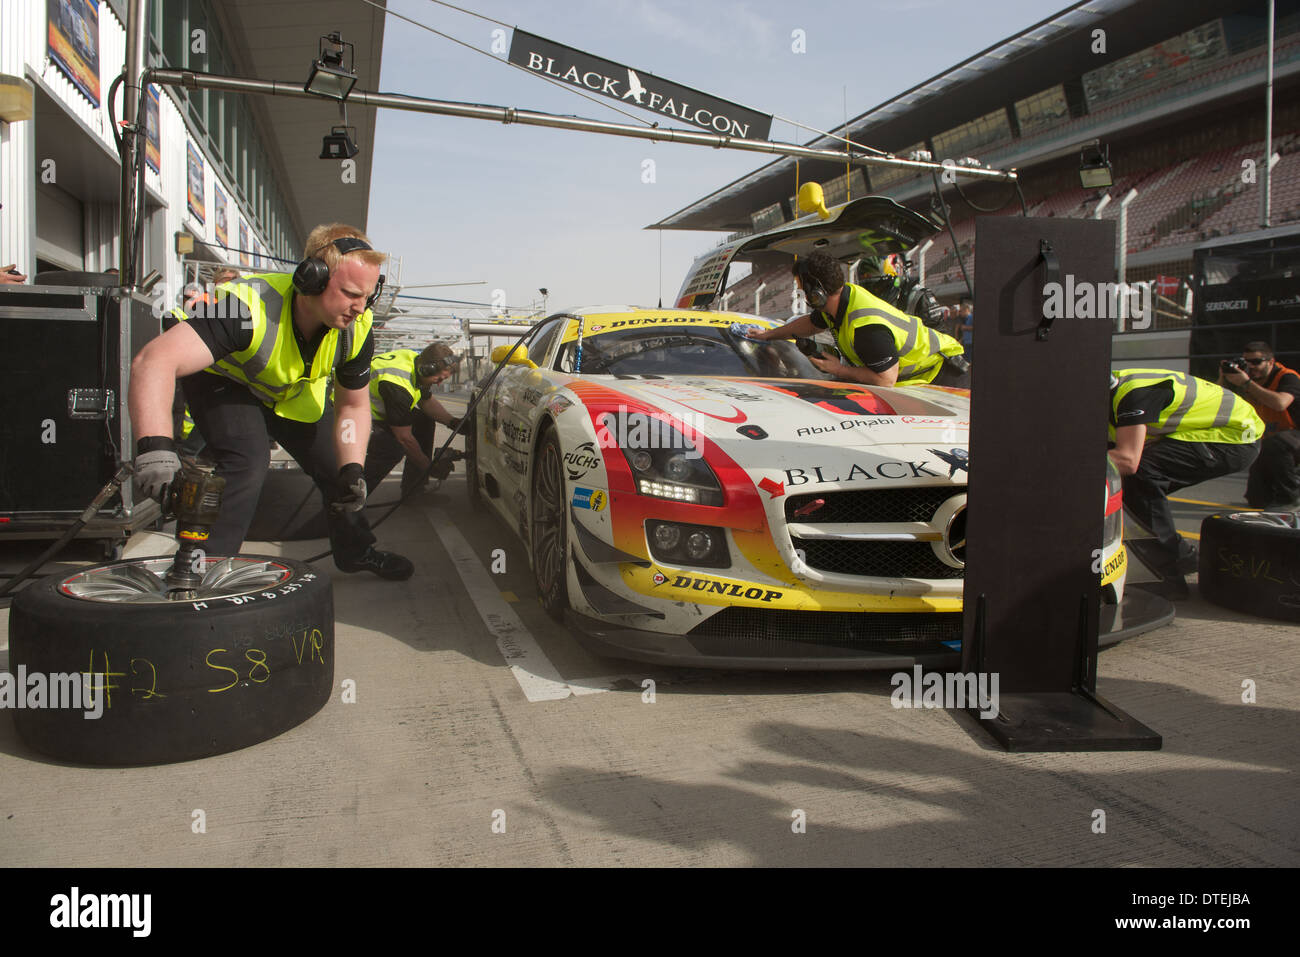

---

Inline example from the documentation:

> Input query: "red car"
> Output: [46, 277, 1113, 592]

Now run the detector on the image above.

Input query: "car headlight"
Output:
[601, 411, 724, 506]
[647, 520, 731, 568]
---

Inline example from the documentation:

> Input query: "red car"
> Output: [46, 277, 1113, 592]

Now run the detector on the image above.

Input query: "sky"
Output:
[367, 0, 1058, 318]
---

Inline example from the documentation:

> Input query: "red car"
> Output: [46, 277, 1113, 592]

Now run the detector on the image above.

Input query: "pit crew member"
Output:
[128, 223, 414, 580]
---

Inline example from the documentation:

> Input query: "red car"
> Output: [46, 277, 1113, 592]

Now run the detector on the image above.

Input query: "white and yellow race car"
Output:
[467, 307, 1134, 669]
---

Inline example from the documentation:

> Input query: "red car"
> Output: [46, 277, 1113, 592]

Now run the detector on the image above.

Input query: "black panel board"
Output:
[961, 216, 1114, 691]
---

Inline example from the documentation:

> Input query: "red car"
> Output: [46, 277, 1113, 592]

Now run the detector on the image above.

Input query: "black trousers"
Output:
[181, 372, 376, 562]
[364, 416, 437, 496]
[1245, 429, 1300, 507]
[1123, 437, 1259, 576]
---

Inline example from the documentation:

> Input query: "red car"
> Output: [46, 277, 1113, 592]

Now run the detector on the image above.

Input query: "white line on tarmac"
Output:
[425, 508, 636, 702]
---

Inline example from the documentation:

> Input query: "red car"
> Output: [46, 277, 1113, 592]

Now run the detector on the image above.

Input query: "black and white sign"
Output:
[508, 29, 772, 140]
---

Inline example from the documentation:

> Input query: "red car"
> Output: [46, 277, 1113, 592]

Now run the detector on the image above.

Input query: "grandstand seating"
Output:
[922, 128, 1300, 288]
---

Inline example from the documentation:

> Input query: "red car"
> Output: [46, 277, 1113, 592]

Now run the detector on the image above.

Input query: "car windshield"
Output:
[555, 324, 823, 378]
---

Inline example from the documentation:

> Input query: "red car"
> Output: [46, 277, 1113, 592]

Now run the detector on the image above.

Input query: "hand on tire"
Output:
[134, 447, 182, 503]
[332, 463, 367, 513]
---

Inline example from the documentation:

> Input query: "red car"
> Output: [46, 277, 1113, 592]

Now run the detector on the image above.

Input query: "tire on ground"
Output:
[1198, 512, 1300, 623]
[8, 556, 334, 765]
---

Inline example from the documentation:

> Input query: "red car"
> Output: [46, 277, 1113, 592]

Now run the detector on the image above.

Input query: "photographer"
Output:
[1220, 342, 1300, 508]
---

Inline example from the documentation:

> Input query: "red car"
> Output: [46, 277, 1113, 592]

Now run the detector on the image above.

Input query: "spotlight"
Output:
[320, 126, 359, 160]
[305, 33, 357, 101]
[1079, 142, 1113, 189]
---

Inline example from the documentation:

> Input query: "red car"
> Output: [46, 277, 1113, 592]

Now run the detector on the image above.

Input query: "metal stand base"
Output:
[971, 690, 1162, 752]
[967, 594, 1162, 752]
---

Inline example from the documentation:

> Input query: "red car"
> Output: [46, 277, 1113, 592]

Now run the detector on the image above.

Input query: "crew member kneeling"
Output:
[346, 343, 463, 496]
[1108, 368, 1263, 599]
[747, 251, 968, 387]
[128, 224, 414, 580]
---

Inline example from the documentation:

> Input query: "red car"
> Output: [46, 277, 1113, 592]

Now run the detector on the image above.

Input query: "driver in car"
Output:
[746, 251, 969, 387]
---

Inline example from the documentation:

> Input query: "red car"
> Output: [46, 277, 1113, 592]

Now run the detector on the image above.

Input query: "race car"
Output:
[466, 307, 1132, 669]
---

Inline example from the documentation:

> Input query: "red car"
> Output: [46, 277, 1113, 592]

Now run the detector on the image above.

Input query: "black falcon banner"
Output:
[508, 29, 772, 140]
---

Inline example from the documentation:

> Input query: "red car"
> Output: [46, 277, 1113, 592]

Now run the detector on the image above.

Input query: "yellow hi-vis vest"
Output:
[824, 284, 965, 385]
[1109, 368, 1264, 445]
[190, 273, 371, 423]
[364, 350, 421, 423]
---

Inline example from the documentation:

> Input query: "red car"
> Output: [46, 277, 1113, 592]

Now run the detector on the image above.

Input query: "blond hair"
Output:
[302, 223, 387, 271]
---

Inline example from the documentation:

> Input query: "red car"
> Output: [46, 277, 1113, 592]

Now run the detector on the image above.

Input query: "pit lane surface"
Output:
[0, 401, 1295, 867]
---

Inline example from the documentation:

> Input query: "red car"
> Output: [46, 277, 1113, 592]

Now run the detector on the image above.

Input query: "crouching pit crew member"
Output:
[1108, 368, 1264, 599]
[1219, 341, 1300, 509]
[345, 343, 463, 496]
[746, 251, 969, 387]
[128, 223, 414, 580]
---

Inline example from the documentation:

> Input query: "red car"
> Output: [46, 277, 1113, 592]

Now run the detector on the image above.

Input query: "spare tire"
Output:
[1198, 511, 1300, 623]
[8, 555, 334, 765]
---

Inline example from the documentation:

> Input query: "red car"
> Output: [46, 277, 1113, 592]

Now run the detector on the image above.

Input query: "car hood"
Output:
[576, 375, 969, 463]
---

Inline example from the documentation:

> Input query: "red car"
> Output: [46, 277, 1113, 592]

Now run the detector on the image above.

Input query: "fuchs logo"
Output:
[651, 571, 667, 586]
[564, 441, 601, 478]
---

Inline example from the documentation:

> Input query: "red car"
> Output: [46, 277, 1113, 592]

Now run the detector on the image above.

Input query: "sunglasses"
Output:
[1242, 357, 1269, 366]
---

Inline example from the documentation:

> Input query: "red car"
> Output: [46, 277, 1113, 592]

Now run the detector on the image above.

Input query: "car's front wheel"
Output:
[465, 394, 483, 512]
[531, 429, 569, 621]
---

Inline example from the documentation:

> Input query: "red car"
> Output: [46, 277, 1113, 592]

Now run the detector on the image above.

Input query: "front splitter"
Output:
[565, 589, 1175, 671]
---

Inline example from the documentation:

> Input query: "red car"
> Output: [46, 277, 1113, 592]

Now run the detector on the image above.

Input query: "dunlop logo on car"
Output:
[1101, 548, 1126, 582]
[668, 575, 782, 602]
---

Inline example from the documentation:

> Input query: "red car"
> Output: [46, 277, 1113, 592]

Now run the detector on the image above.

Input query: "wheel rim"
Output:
[532, 441, 565, 595]
[58, 557, 295, 603]
[1228, 511, 1300, 529]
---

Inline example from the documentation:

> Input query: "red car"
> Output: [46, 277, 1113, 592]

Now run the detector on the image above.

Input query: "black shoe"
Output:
[1175, 543, 1199, 575]
[1135, 575, 1190, 601]
[337, 547, 414, 581]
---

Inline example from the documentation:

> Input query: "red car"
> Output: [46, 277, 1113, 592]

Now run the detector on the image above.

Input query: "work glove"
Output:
[134, 437, 182, 504]
[332, 463, 367, 514]
[446, 416, 464, 433]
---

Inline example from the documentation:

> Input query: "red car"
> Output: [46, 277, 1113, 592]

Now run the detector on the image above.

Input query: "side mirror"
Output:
[797, 181, 831, 220]
[490, 344, 536, 368]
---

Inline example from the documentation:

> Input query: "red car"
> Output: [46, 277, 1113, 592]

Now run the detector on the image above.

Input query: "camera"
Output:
[1221, 358, 1247, 374]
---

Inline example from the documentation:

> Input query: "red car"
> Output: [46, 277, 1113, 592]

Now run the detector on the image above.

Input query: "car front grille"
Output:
[790, 537, 964, 580]
[785, 486, 960, 525]
[688, 607, 961, 650]
[785, 487, 965, 580]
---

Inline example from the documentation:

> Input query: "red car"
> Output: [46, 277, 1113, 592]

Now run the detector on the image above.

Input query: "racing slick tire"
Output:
[7, 555, 334, 765]
[531, 429, 570, 621]
[465, 394, 484, 512]
[1198, 511, 1300, 623]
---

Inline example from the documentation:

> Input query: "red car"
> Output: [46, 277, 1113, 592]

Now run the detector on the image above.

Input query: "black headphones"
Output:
[292, 236, 384, 309]
[794, 258, 829, 311]
[417, 355, 458, 378]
